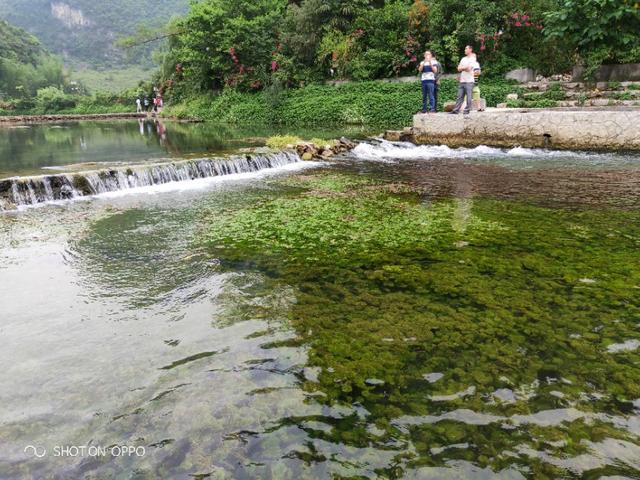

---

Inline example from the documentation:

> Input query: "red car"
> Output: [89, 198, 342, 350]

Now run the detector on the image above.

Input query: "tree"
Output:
[170, 0, 286, 91]
[544, 0, 640, 74]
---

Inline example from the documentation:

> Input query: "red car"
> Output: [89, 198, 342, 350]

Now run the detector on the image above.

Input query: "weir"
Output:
[0, 151, 301, 210]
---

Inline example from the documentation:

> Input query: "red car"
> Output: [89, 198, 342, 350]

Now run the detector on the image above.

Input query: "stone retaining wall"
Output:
[573, 63, 640, 82]
[386, 108, 640, 151]
[0, 112, 147, 124]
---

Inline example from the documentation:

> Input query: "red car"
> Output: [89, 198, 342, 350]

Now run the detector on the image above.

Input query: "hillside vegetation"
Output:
[0, 0, 188, 68]
[0, 20, 65, 98]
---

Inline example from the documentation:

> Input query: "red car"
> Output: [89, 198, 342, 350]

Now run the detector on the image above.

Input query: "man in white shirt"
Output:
[450, 45, 476, 115]
[418, 50, 438, 113]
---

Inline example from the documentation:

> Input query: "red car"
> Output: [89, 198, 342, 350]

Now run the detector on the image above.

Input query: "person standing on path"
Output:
[418, 50, 438, 114]
[450, 45, 476, 115]
[135, 97, 142, 113]
[432, 54, 443, 112]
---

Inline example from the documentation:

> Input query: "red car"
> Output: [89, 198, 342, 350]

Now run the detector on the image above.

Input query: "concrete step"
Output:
[499, 99, 640, 108]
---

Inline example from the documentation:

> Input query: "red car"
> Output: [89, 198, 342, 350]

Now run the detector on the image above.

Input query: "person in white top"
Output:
[135, 97, 142, 113]
[418, 50, 438, 113]
[450, 45, 476, 115]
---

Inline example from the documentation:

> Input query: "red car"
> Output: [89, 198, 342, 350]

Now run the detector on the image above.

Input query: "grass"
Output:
[70, 66, 153, 94]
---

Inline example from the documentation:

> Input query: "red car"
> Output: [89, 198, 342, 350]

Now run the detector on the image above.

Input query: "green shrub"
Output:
[613, 92, 634, 101]
[506, 98, 558, 109]
[542, 83, 566, 101]
[34, 86, 77, 113]
[164, 78, 518, 127]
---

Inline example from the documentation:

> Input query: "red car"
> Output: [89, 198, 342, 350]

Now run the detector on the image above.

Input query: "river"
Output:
[1, 120, 640, 479]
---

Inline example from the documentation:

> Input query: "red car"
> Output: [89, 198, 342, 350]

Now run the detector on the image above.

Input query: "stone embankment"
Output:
[386, 108, 640, 151]
[500, 81, 640, 109]
[0, 112, 147, 124]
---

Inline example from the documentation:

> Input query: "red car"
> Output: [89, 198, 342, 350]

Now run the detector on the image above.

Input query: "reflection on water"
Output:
[1, 138, 640, 478]
[0, 120, 374, 177]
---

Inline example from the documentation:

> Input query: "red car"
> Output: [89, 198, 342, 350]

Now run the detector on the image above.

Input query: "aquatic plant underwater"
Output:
[204, 170, 640, 478]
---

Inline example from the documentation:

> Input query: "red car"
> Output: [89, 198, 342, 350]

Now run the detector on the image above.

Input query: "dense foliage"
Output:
[544, 0, 640, 78]
[0, 0, 188, 68]
[157, 0, 578, 99]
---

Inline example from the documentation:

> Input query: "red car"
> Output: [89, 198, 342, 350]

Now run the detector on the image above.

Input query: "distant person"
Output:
[143, 97, 150, 112]
[157, 94, 163, 112]
[153, 96, 158, 113]
[135, 97, 142, 113]
[432, 53, 443, 112]
[418, 50, 438, 114]
[450, 45, 476, 115]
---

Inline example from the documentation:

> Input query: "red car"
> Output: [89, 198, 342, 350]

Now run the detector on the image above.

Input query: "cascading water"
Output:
[0, 151, 301, 209]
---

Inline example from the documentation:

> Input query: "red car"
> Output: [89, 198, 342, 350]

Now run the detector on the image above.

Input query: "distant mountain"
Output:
[0, 0, 188, 68]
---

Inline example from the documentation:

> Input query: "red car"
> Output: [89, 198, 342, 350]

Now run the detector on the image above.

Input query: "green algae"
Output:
[204, 171, 640, 478]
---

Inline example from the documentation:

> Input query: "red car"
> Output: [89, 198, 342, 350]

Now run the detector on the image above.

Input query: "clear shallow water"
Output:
[1, 123, 640, 479]
[0, 120, 374, 177]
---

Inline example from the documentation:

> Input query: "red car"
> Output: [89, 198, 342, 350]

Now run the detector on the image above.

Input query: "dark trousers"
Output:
[434, 82, 439, 112]
[452, 82, 474, 114]
[421, 80, 436, 113]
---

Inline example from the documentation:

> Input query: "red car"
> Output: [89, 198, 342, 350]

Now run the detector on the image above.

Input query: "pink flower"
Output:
[271, 60, 279, 71]
[515, 21, 522, 27]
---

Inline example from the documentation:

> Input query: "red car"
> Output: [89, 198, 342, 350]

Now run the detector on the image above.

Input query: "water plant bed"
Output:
[201, 167, 640, 478]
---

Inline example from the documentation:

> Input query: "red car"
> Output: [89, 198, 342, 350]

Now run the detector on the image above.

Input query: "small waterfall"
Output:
[0, 151, 301, 210]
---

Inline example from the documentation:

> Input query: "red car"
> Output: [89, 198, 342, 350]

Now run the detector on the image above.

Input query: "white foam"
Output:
[97, 160, 321, 198]
[10, 161, 322, 211]
[351, 139, 516, 161]
[351, 139, 598, 162]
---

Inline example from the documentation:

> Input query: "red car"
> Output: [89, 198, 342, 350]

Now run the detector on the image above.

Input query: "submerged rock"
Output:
[365, 378, 385, 386]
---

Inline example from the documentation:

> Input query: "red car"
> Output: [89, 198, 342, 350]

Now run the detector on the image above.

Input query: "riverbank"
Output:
[0, 112, 147, 124]
[386, 107, 640, 151]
